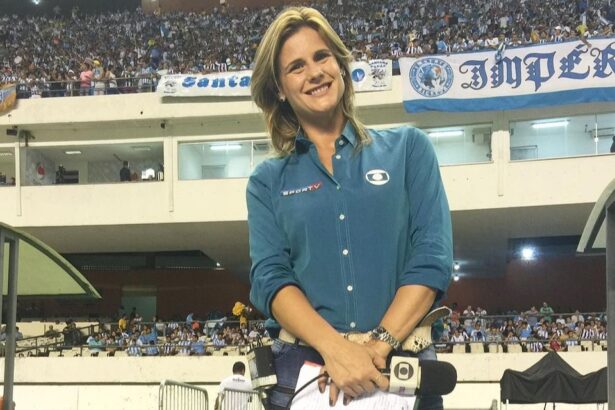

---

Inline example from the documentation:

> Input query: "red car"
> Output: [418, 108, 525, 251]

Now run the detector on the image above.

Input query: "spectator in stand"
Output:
[540, 302, 554, 323]
[505, 331, 520, 345]
[162, 339, 176, 356]
[79, 61, 92, 96]
[564, 329, 579, 349]
[212, 331, 226, 349]
[548, 333, 562, 352]
[537, 323, 549, 340]
[486, 326, 503, 344]
[177, 334, 191, 355]
[87, 333, 104, 356]
[470, 322, 485, 342]
[526, 332, 544, 352]
[127, 338, 142, 356]
[526, 306, 540, 326]
[118, 314, 128, 333]
[104, 64, 118, 95]
[450, 328, 466, 344]
[190, 334, 205, 355]
[92, 59, 105, 95]
[517, 321, 532, 340]
[145, 340, 160, 356]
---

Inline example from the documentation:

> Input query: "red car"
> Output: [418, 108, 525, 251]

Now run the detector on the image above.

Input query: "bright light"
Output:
[210, 144, 242, 151]
[32, 0, 41, 4]
[531, 120, 569, 129]
[216, 262, 221, 267]
[453, 274, 460, 282]
[520, 247, 536, 260]
[428, 130, 463, 138]
[64, 150, 82, 155]
[453, 262, 460, 271]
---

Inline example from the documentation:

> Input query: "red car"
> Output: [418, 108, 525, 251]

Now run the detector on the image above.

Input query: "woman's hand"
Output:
[317, 338, 389, 406]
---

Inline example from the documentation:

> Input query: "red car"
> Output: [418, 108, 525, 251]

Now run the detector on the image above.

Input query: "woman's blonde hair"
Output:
[250, 7, 370, 157]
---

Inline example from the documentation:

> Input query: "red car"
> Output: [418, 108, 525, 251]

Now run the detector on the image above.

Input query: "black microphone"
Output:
[383, 356, 457, 396]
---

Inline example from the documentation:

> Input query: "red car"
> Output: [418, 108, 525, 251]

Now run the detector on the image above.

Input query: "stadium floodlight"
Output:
[210, 143, 242, 151]
[520, 246, 536, 261]
[531, 120, 569, 129]
[428, 130, 463, 138]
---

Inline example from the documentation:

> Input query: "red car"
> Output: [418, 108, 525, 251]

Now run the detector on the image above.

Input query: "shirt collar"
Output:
[293, 121, 357, 154]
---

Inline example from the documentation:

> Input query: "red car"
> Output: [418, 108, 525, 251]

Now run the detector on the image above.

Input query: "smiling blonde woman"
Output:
[247, 7, 453, 410]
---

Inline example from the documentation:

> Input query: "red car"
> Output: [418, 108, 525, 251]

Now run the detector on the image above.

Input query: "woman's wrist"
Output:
[365, 339, 392, 360]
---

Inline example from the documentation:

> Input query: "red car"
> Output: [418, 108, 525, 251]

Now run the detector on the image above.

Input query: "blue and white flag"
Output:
[400, 38, 615, 113]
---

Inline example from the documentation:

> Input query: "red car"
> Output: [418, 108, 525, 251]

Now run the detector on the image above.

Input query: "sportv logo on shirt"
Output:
[365, 169, 390, 185]
[281, 181, 323, 196]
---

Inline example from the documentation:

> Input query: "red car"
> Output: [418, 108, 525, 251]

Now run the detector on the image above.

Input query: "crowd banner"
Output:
[399, 38, 615, 113]
[0, 84, 17, 114]
[157, 60, 393, 97]
[350, 59, 393, 92]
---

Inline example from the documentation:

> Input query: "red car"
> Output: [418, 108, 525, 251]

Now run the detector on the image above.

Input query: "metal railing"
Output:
[159, 379, 209, 410]
[6, 75, 159, 99]
[218, 388, 263, 410]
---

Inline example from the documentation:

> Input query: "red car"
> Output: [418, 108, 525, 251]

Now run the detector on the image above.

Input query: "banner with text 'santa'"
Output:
[157, 61, 393, 97]
[400, 38, 615, 113]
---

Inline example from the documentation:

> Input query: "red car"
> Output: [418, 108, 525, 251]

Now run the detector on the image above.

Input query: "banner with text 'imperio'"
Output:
[157, 61, 392, 97]
[400, 38, 615, 113]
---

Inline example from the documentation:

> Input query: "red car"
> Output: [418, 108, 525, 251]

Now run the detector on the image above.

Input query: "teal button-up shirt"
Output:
[247, 123, 452, 332]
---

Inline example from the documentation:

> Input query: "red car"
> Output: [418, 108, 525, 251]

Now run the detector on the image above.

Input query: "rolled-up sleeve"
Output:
[399, 128, 453, 300]
[246, 162, 300, 318]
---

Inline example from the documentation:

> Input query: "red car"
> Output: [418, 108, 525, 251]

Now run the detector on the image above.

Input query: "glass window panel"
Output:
[423, 124, 492, 165]
[0, 147, 16, 186]
[21, 143, 164, 185]
[509, 115, 598, 160]
[252, 140, 273, 169]
[595, 112, 615, 154]
[178, 141, 252, 180]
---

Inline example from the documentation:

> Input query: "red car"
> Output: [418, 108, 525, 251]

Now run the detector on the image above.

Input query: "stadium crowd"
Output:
[1, 0, 614, 96]
[15, 302, 604, 357]
[439, 303, 608, 353]
[72, 311, 270, 357]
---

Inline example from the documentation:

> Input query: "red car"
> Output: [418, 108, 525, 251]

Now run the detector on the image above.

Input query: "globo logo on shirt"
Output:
[365, 169, 390, 185]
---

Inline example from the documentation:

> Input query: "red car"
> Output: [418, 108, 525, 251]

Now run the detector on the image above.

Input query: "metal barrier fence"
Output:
[218, 389, 263, 410]
[159, 380, 209, 410]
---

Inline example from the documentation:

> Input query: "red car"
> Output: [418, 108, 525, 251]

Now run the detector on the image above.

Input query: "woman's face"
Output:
[277, 26, 345, 126]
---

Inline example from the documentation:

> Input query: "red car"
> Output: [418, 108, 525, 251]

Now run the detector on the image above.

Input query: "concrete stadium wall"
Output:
[0, 352, 606, 409]
[0, 149, 614, 229]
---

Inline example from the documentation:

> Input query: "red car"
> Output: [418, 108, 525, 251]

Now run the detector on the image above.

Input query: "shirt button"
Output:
[342, 249, 349, 256]
[350, 322, 356, 328]
[339, 140, 345, 146]
[335, 154, 341, 160]
[347, 285, 353, 292]
[339, 214, 345, 220]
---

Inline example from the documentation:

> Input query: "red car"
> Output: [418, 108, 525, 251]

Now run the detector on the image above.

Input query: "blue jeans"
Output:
[267, 340, 443, 410]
